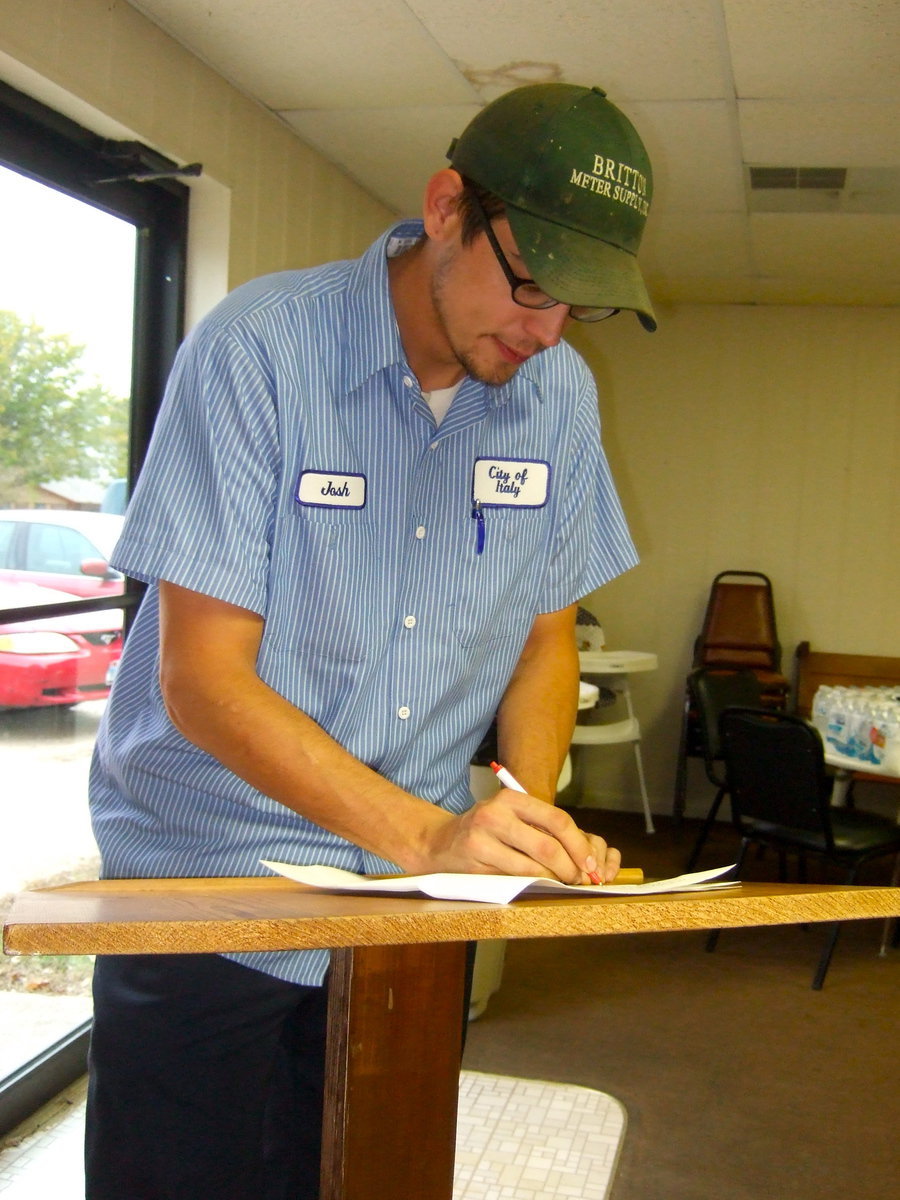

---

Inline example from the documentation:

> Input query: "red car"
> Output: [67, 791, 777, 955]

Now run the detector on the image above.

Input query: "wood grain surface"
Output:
[5, 875, 899, 957]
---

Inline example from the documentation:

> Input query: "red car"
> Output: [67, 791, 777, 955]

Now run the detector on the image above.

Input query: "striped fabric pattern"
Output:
[89, 220, 638, 984]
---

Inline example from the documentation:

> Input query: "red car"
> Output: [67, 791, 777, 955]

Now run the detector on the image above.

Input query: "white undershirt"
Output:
[423, 383, 462, 425]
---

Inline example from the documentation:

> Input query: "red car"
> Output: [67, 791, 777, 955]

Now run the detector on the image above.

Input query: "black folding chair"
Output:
[706, 707, 900, 989]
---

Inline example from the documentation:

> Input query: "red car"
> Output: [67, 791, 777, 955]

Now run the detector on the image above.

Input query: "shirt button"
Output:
[402, 375, 414, 389]
[403, 615, 416, 629]
[429, 442, 439, 451]
[397, 706, 411, 720]
[415, 525, 426, 539]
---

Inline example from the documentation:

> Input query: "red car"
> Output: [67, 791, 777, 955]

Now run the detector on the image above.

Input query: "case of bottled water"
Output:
[811, 684, 900, 772]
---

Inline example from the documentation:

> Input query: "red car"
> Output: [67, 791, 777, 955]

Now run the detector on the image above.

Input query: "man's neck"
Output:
[387, 246, 466, 392]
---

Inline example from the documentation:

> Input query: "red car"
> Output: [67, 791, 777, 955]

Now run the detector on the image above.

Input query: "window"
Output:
[0, 78, 188, 1134]
[26, 526, 97, 575]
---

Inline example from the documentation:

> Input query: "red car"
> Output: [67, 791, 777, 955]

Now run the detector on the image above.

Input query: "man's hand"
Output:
[414, 787, 621, 884]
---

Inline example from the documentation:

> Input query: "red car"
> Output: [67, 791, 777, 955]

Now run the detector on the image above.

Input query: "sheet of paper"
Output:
[260, 861, 738, 905]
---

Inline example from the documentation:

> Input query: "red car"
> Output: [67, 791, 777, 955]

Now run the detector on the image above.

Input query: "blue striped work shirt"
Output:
[89, 220, 638, 984]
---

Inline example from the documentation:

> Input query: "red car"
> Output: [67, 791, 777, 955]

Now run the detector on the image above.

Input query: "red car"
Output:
[0, 580, 123, 709]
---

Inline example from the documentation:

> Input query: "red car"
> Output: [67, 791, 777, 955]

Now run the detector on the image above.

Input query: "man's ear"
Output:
[422, 169, 465, 241]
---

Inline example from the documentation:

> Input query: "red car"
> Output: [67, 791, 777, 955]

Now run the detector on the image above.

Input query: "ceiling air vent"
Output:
[750, 166, 847, 191]
[746, 166, 900, 213]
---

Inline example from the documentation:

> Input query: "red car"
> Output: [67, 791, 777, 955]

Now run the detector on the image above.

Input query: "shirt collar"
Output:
[339, 219, 545, 407]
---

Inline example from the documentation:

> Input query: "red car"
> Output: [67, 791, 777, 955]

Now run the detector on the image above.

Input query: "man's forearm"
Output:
[494, 604, 580, 802]
[158, 581, 455, 870]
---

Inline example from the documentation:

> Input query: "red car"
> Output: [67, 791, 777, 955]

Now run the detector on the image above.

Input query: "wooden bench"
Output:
[792, 642, 900, 718]
[792, 641, 900, 790]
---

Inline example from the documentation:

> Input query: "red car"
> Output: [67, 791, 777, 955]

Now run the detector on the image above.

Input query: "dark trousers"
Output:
[86, 953, 329, 1200]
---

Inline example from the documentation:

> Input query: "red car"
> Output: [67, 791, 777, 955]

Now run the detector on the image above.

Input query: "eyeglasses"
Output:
[469, 192, 619, 324]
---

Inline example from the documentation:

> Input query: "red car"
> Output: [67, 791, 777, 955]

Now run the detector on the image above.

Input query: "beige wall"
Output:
[568, 306, 900, 817]
[3, 2, 898, 823]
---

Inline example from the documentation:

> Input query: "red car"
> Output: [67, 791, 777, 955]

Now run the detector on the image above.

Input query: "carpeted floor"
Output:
[461, 809, 900, 1200]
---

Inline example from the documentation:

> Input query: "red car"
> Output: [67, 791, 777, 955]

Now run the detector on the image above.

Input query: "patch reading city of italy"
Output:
[472, 458, 550, 507]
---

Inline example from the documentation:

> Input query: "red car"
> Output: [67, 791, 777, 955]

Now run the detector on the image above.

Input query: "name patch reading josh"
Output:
[296, 471, 366, 508]
[472, 458, 550, 507]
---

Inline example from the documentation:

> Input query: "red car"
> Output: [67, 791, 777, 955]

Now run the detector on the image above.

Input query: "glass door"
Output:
[0, 79, 187, 1130]
[0, 162, 135, 1078]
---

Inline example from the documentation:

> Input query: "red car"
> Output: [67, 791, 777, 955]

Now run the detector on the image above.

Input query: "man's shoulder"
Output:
[218, 258, 356, 323]
[177, 259, 365, 366]
[526, 335, 594, 392]
[198, 222, 398, 345]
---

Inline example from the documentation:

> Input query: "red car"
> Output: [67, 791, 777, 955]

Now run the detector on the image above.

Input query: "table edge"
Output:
[4, 879, 899, 957]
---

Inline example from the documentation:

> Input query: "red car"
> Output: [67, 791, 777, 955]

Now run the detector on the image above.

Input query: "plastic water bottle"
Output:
[863, 706, 888, 765]
[826, 688, 852, 755]
[811, 685, 832, 736]
[881, 705, 900, 773]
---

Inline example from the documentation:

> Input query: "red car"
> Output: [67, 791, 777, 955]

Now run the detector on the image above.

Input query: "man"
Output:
[86, 82, 656, 1199]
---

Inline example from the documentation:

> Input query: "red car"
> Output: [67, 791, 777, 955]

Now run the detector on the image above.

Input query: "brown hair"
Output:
[455, 177, 506, 245]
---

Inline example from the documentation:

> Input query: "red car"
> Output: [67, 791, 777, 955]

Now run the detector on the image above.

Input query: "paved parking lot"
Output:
[0, 703, 103, 1079]
[0, 702, 103, 896]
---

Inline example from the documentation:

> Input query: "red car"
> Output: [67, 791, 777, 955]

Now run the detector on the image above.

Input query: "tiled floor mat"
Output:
[1, 1071, 626, 1198]
[455, 1070, 626, 1199]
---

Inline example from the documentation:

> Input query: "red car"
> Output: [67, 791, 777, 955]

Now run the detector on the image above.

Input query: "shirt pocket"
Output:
[268, 506, 383, 665]
[450, 508, 549, 649]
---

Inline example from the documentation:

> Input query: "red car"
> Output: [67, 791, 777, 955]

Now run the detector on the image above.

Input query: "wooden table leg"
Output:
[320, 940, 468, 1200]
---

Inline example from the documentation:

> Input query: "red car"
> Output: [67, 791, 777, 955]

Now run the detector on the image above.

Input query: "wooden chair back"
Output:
[792, 642, 900, 718]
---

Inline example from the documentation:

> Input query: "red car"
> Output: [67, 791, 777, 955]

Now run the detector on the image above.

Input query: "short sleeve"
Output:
[537, 369, 637, 613]
[112, 314, 281, 615]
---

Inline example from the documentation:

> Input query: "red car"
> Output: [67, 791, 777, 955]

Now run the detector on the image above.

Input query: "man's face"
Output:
[429, 214, 571, 387]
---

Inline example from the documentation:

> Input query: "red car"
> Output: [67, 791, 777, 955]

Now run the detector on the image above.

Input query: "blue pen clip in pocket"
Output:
[471, 499, 485, 555]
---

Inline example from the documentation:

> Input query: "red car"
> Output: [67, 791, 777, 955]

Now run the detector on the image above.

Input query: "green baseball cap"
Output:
[447, 83, 656, 331]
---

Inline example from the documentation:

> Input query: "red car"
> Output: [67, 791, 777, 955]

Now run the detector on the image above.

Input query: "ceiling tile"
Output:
[725, 0, 900, 98]
[751, 213, 900, 282]
[282, 105, 481, 216]
[656, 277, 762, 305]
[642, 212, 754, 281]
[739, 100, 900, 166]
[753, 277, 900, 307]
[130, 0, 476, 109]
[407, 0, 733, 101]
[629, 100, 745, 212]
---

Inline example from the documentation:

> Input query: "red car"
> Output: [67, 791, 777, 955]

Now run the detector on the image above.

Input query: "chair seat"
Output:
[742, 808, 900, 858]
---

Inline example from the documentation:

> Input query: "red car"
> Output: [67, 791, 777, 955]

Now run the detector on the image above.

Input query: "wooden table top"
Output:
[5, 875, 899, 957]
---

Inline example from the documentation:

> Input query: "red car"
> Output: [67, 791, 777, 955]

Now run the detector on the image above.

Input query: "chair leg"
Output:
[685, 787, 725, 872]
[812, 864, 860, 989]
[673, 684, 692, 826]
[631, 741, 655, 835]
[812, 924, 842, 990]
